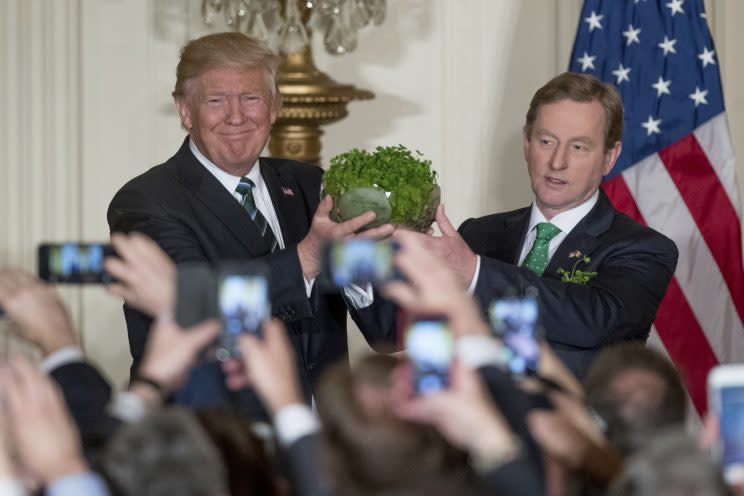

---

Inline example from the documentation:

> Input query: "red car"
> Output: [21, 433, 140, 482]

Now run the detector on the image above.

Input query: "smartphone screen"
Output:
[324, 239, 397, 287]
[489, 296, 540, 374]
[405, 319, 453, 395]
[217, 272, 269, 362]
[38, 243, 115, 284]
[718, 385, 744, 483]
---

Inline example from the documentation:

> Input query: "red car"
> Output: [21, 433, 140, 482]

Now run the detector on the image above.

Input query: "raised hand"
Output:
[0, 358, 88, 484]
[233, 319, 304, 415]
[105, 232, 176, 318]
[0, 269, 77, 356]
[381, 231, 490, 339]
[297, 196, 395, 280]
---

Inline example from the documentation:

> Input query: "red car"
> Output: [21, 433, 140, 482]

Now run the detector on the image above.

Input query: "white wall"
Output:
[1, 0, 742, 384]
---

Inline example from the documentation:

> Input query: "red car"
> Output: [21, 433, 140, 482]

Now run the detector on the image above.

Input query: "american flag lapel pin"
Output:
[281, 186, 295, 197]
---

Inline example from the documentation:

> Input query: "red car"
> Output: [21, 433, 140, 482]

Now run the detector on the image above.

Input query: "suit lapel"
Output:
[544, 190, 615, 276]
[173, 139, 268, 256]
[260, 158, 311, 246]
[501, 208, 531, 265]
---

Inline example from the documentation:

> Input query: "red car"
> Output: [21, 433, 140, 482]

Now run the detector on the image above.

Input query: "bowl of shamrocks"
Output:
[322, 145, 439, 232]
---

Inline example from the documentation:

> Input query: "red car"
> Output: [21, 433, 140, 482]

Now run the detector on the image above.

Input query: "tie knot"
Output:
[535, 222, 561, 241]
[235, 177, 256, 195]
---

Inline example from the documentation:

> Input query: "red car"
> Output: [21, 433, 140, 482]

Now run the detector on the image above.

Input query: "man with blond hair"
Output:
[108, 33, 395, 410]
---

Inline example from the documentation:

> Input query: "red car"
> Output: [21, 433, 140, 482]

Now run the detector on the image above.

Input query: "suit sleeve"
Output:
[280, 433, 334, 496]
[471, 231, 678, 350]
[108, 182, 314, 366]
[49, 362, 121, 452]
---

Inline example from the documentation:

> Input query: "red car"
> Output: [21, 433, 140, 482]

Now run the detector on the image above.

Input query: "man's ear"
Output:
[523, 130, 531, 163]
[602, 141, 623, 176]
[175, 98, 193, 131]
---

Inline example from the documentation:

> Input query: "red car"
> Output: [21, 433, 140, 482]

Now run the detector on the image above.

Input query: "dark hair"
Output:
[102, 408, 228, 496]
[584, 343, 687, 456]
[524, 71, 623, 150]
[316, 355, 472, 496]
[608, 429, 729, 496]
[195, 409, 284, 496]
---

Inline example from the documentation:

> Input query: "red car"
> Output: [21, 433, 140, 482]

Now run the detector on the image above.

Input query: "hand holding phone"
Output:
[38, 243, 115, 284]
[489, 295, 540, 375]
[323, 239, 398, 287]
[709, 364, 744, 484]
[216, 263, 270, 362]
[405, 318, 454, 395]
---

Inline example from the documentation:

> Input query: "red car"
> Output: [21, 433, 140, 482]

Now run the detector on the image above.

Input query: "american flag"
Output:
[569, 0, 743, 415]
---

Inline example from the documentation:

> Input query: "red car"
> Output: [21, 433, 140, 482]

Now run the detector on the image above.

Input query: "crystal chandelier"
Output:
[201, 0, 386, 55]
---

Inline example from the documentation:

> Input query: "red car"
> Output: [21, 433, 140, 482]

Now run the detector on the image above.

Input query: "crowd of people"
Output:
[0, 31, 735, 495]
[0, 232, 730, 495]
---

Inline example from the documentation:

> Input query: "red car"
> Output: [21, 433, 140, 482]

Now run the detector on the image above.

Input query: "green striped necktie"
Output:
[235, 177, 278, 253]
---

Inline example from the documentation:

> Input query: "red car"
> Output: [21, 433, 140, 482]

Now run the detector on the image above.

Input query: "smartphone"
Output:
[708, 364, 744, 484]
[488, 295, 540, 375]
[405, 318, 454, 395]
[322, 239, 398, 287]
[38, 243, 116, 284]
[216, 263, 270, 362]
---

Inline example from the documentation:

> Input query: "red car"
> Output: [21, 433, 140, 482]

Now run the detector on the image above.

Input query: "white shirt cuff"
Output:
[466, 256, 481, 295]
[456, 335, 510, 369]
[0, 478, 25, 496]
[343, 283, 374, 309]
[108, 391, 149, 423]
[47, 471, 109, 496]
[304, 276, 316, 298]
[40, 346, 84, 373]
[274, 404, 320, 447]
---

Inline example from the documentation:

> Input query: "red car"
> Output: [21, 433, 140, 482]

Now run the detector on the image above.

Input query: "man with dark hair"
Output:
[107, 33, 396, 409]
[584, 343, 687, 456]
[357, 71, 678, 379]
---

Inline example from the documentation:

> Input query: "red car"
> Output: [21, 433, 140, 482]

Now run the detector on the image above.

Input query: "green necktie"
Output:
[521, 222, 561, 276]
[235, 177, 278, 253]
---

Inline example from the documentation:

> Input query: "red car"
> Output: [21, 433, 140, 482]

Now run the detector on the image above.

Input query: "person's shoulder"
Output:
[109, 152, 185, 214]
[608, 208, 679, 258]
[459, 206, 530, 234]
[263, 157, 323, 181]
[261, 157, 323, 199]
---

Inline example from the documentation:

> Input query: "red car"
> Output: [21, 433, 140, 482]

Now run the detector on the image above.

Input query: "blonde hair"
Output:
[172, 32, 282, 113]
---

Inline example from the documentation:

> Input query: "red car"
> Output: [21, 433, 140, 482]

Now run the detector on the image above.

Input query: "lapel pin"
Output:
[281, 187, 295, 197]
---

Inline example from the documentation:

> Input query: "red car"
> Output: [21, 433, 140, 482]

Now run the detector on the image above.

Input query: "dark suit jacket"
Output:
[50, 362, 121, 459]
[107, 138, 396, 408]
[461, 190, 678, 378]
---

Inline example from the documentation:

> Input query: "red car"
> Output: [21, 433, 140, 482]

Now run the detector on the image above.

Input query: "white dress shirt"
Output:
[189, 139, 318, 296]
[467, 190, 599, 289]
[516, 190, 599, 266]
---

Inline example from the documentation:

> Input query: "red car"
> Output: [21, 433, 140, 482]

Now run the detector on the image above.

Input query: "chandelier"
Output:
[201, 0, 386, 56]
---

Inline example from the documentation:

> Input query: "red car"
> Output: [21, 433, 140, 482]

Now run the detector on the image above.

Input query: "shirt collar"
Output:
[527, 190, 599, 236]
[189, 138, 262, 194]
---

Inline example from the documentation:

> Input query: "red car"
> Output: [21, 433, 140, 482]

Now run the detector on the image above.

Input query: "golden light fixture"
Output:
[202, 0, 385, 165]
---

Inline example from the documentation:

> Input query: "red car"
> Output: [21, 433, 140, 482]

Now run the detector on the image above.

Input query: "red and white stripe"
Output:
[603, 113, 744, 416]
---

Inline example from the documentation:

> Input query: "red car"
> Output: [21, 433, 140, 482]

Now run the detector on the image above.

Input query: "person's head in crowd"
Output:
[194, 408, 287, 496]
[522, 71, 623, 219]
[316, 354, 473, 496]
[608, 428, 729, 496]
[172, 32, 282, 177]
[584, 343, 687, 456]
[102, 407, 229, 496]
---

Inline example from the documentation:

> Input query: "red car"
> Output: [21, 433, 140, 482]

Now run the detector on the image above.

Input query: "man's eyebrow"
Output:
[569, 136, 596, 144]
[533, 128, 558, 139]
